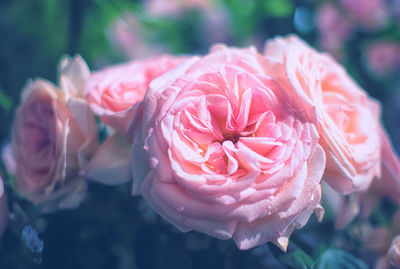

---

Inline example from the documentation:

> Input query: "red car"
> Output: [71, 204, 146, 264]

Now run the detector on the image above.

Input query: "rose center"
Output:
[223, 133, 240, 144]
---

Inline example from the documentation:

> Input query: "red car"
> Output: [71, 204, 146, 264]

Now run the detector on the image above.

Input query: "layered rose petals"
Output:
[132, 45, 325, 250]
[85, 55, 188, 135]
[12, 57, 97, 211]
[264, 35, 385, 194]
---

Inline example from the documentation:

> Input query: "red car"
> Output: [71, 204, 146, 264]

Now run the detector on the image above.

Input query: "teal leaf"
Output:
[0, 90, 13, 112]
[278, 249, 315, 269]
[315, 249, 368, 269]
[263, 0, 294, 17]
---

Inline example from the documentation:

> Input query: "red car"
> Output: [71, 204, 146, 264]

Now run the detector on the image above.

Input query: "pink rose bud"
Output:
[360, 126, 400, 217]
[84, 55, 189, 136]
[264, 35, 398, 195]
[315, 3, 353, 59]
[366, 42, 400, 76]
[107, 14, 168, 60]
[12, 56, 97, 211]
[388, 235, 400, 266]
[131, 45, 326, 251]
[340, 0, 388, 30]
[145, 0, 213, 17]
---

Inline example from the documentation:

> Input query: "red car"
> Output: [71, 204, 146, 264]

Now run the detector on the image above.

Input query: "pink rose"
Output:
[131, 45, 325, 250]
[12, 56, 97, 211]
[0, 176, 7, 237]
[84, 55, 188, 135]
[264, 35, 388, 194]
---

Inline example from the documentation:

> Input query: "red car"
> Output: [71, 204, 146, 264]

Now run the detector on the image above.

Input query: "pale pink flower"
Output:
[12, 56, 97, 211]
[264, 35, 397, 195]
[131, 45, 325, 250]
[84, 55, 189, 136]
[83, 55, 188, 186]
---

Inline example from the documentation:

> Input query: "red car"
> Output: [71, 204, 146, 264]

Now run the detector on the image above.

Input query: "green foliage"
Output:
[8, 0, 69, 58]
[140, 10, 206, 54]
[278, 249, 315, 269]
[262, 0, 294, 17]
[79, 0, 140, 65]
[221, 0, 258, 42]
[0, 90, 13, 112]
[314, 249, 368, 269]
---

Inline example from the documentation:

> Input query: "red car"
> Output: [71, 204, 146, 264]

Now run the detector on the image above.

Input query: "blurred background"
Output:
[1, 0, 400, 268]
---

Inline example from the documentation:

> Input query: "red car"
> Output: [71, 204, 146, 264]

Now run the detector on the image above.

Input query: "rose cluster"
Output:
[1, 35, 400, 253]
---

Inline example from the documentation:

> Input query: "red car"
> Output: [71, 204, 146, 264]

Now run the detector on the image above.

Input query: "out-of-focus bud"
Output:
[388, 235, 400, 266]
[0, 176, 8, 238]
[315, 3, 353, 60]
[365, 42, 400, 77]
[108, 13, 167, 60]
[340, 0, 388, 30]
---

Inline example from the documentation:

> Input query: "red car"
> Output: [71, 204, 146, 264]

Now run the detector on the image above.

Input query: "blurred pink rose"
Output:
[145, 0, 213, 17]
[340, 0, 388, 29]
[321, 182, 360, 229]
[108, 14, 167, 60]
[366, 42, 400, 76]
[316, 3, 353, 59]
[84, 55, 188, 136]
[12, 56, 97, 211]
[0, 177, 7, 237]
[264, 35, 391, 194]
[203, 6, 230, 45]
[359, 211, 400, 269]
[131, 45, 325, 250]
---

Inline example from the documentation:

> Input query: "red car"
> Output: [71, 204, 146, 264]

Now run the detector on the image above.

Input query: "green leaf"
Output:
[278, 249, 315, 269]
[0, 90, 13, 111]
[262, 0, 294, 17]
[315, 249, 368, 269]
